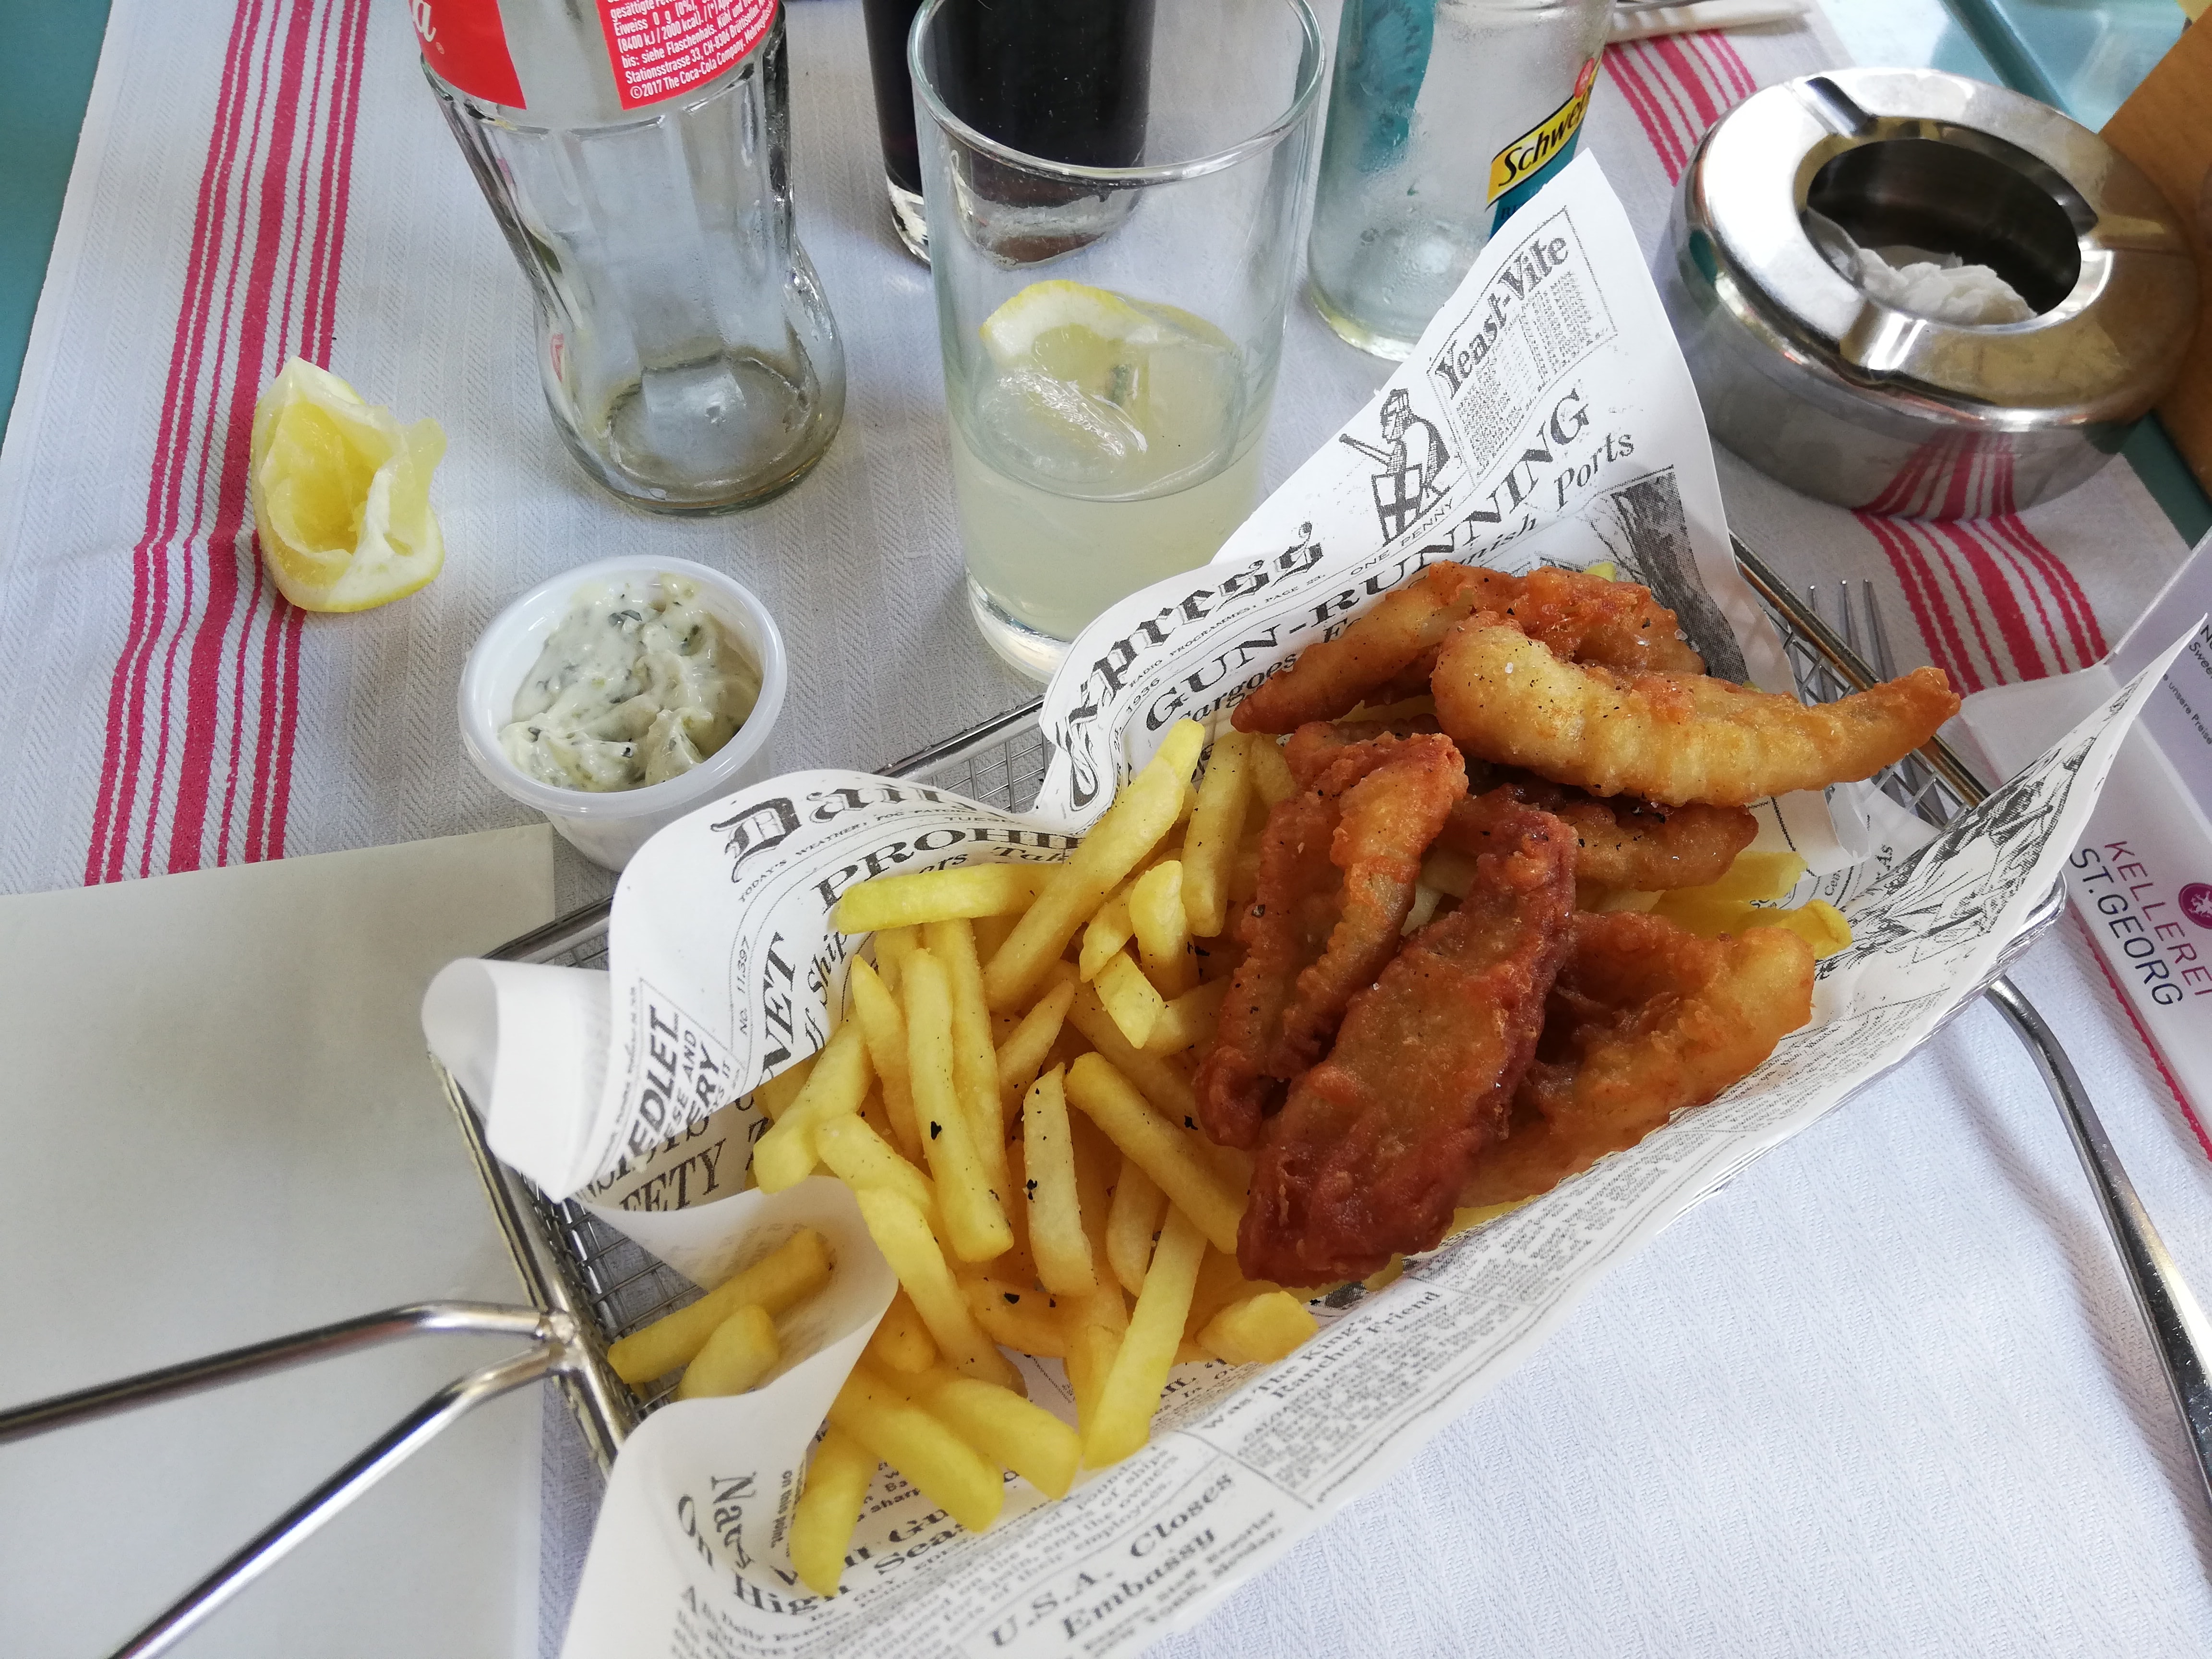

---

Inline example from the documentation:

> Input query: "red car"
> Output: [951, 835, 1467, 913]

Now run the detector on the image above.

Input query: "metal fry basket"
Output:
[10, 545, 2205, 1659]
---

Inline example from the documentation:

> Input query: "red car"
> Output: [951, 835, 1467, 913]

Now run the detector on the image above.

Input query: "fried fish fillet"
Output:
[1282, 715, 1440, 788]
[1432, 614, 1960, 807]
[1234, 564, 1704, 734]
[1458, 912, 1815, 1210]
[1197, 733, 1466, 1151]
[1239, 803, 1575, 1285]
[1289, 720, 1757, 894]
[1442, 780, 1757, 895]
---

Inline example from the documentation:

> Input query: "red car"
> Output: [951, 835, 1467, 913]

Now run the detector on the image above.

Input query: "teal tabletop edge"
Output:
[1, 0, 112, 442]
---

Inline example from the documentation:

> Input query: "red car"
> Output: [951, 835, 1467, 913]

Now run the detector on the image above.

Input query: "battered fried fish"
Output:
[1290, 720, 1758, 894]
[1442, 780, 1757, 896]
[1282, 715, 1440, 788]
[1239, 803, 1575, 1285]
[1432, 614, 1960, 807]
[1458, 912, 1815, 1210]
[1234, 563, 1704, 734]
[1197, 733, 1466, 1151]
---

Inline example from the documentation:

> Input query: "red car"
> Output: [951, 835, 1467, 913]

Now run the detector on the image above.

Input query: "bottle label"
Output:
[595, 0, 779, 109]
[1485, 56, 1600, 228]
[409, 0, 526, 107]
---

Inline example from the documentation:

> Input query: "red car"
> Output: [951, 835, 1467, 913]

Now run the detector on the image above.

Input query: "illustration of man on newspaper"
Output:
[1340, 387, 1451, 541]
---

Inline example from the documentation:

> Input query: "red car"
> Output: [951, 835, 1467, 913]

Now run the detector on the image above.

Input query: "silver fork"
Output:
[1804, 576, 2212, 1515]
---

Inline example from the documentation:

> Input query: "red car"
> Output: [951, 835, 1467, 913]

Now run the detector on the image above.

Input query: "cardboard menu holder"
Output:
[2104, 20, 2212, 494]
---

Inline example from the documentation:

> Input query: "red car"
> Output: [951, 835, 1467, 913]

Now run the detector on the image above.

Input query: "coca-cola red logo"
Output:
[2182, 882, 2212, 930]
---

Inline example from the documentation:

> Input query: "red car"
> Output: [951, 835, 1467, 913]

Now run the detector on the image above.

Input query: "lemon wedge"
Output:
[249, 358, 446, 613]
[973, 279, 1240, 494]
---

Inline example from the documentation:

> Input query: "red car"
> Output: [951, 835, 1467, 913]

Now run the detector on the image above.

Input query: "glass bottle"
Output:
[414, 0, 845, 514]
[1307, 0, 1611, 360]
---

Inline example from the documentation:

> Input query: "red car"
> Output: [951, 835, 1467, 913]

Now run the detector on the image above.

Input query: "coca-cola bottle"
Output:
[413, 0, 845, 513]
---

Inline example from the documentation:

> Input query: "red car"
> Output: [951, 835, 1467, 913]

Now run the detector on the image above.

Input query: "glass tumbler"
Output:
[1307, 0, 1611, 360]
[422, 1, 845, 515]
[910, 0, 1324, 681]
[862, 0, 1158, 262]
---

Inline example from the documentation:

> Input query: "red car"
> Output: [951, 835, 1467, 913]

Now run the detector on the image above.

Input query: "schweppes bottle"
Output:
[1307, 0, 1610, 361]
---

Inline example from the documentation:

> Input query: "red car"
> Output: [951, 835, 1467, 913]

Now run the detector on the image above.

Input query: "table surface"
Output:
[5, 2, 2212, 1657]
[7, 0, 2201, 542]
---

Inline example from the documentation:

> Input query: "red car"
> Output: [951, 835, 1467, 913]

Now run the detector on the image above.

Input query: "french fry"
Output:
[833, 864, 1048, 932]
[1064, 1284, 1128, 1432]
[1417, 843, 1479, 899]
[847, 957, 922, 1160]
[1079, 889, 1136, 981]
[607, 1229, 831, 1384]
[996, 976, 1076, 1116]
[864, 1289, 939, 1374]
[1445, 1200, 1528, 1240]
[1346, 693, 1436, 723]
[995, 1134, 1039, 1291]
[1083, 1205, 1206, 1467]
[901, 949, 1013, 1261]
[974, 910, 1019, 963]
[751, 1021, 872, 1191]
[1129, 860, 1195, 996]
[1244, 736, 1297, 807]
[963, 1280, 1070, 1356]
[851, 1188, 1018, 1388]
[911, 1368, 1082, 1500]
[926, 918, 1013, 1192]
[1183, 1247, 1277, 1339]
[983, 721, 1205, 1011]
[1022, 1066, 1097, 1296]
[1093, 952, 1166, 1048]
[1198, 1290, 1316, 1365]
[1067, 985, 1201, 1128]
[673, 1303, 780, 1400]
[1065, 1053, 1243, 1255]
[1106, 1154, 1165, 1297]
[1750, 898, 1852, 959]
[1687, 849, 1809, 904]
[874, 925, 919, 997]
[1181, 731, 1249, 938]
[1201, 1137, 1254, 1199]
[1067, 985, 1249, 1196]
[816, 1112, 938, 1218]
[1069, 1113, 1119, 1276]
[828, 1363, 1004, 1534]
[1143, 979, 1228, 1056]
[1593, 888, 1663, 914]
[789, 1427, 877, 1598]
[753, 1053, 817, 1122]
[861, 1089, 898, 1147]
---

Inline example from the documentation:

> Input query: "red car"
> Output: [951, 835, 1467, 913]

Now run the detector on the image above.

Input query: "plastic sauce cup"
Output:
[460, 556, 788, 870]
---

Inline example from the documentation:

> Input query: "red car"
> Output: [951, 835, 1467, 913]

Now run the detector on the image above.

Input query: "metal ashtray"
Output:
[1664, 68, 2197, 518]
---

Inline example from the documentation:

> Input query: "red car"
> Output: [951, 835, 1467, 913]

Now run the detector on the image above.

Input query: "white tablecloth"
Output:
[3, 0, 2208, 1653]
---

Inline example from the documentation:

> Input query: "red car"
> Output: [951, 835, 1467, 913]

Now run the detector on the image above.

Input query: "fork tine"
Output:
[1863, 583, 1900, 681]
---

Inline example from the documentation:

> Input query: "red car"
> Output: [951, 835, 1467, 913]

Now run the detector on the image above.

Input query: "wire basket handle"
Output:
[0, 1301, 581, 1659]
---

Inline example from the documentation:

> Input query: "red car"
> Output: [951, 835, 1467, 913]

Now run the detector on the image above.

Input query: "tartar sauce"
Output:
[500, 577, 760, 792]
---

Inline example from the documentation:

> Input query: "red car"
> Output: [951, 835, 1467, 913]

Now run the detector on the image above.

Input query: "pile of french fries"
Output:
[721, 718, 1316, 1597]
[596, 708, 1857, 1601]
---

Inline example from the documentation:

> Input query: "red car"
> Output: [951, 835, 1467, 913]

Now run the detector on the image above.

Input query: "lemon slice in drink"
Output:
[975, 280, 1240, 494]
[249, 358, 446, 613]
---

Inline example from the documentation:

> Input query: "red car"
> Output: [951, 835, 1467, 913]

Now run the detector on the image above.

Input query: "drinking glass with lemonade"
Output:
[910, 0, 1325, 679]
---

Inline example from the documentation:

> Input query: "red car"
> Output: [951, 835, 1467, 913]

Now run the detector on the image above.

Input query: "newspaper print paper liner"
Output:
[415, 156, 2189, 1657]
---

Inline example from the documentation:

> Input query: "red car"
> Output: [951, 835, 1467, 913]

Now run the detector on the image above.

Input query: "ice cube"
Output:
[971, 369, 1148, 489]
